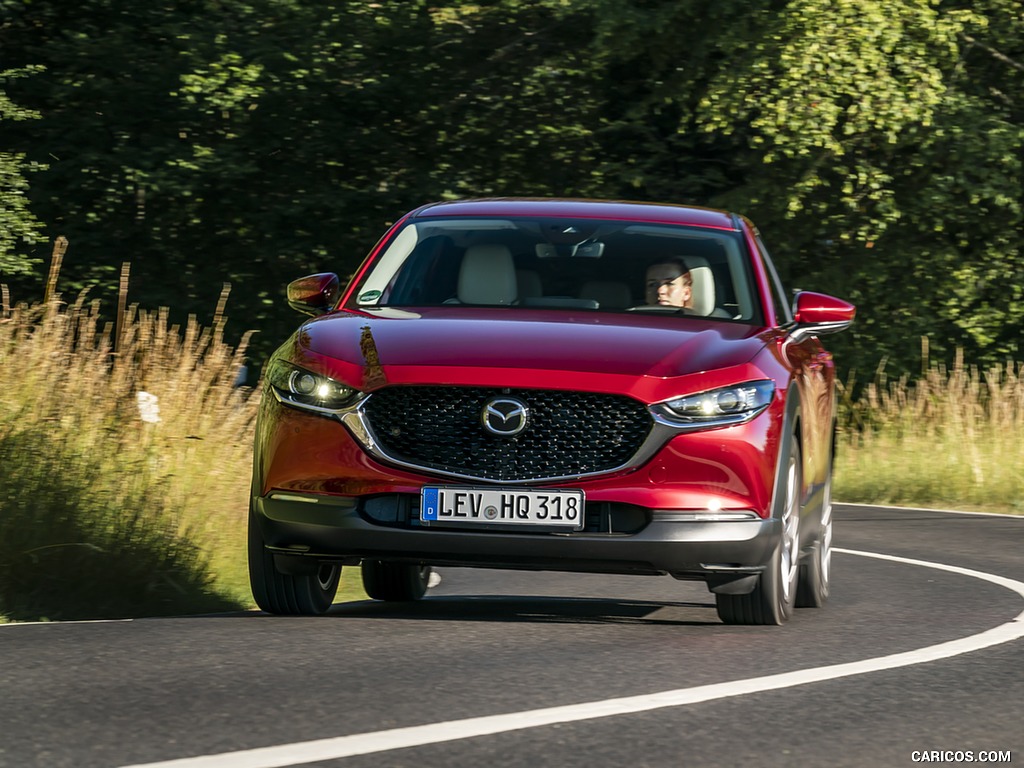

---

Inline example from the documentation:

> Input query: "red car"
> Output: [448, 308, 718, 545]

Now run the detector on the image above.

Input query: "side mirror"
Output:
[286, 273, 341, 316]
[790, 291, 855, 342]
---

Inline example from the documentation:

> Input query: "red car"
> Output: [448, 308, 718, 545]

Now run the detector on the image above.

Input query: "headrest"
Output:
[683, 256, 716, 316]
[458, 244, 518, 305]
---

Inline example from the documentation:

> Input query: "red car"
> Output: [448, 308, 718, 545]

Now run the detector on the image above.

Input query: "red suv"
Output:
[249, 199, 854, 624]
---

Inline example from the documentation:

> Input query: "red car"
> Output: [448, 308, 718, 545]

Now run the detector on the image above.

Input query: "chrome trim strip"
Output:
[790, 320, 852, 343]
[269, 385, 369, 417]
[656, 511, 761, 522]
[269, 493, 320, 504]
[648, 402, 770, 431]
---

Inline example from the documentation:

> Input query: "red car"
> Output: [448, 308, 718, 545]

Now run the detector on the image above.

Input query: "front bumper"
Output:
[253, 492, 781, 592]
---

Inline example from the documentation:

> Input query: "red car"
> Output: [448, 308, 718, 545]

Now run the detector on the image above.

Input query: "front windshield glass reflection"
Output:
[353, 217, 759, 322]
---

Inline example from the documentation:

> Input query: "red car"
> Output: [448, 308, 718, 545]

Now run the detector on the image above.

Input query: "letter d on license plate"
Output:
[420, 487, 585, 530]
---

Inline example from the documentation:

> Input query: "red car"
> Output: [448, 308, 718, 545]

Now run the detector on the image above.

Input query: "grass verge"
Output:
[0, 277, 258, 620]
[2, 257, 1020, 621]
[835, 350, 1024, 515]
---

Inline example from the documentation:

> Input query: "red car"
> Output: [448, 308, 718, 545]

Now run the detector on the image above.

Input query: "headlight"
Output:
[267, 360, 360, 413]
[653, 380, 775, 428]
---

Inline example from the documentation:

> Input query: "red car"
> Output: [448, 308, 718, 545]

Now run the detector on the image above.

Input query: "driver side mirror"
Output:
[790, 291, 856, 342]
[286, 273, 341, 316]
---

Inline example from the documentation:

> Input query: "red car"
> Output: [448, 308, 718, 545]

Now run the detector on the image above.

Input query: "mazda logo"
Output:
[481, 397, 529, 436]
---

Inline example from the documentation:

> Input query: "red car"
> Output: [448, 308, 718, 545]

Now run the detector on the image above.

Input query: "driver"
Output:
[645, 259, 692, 308]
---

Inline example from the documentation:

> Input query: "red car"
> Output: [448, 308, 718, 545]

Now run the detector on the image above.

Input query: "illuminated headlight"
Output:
[654, 381, 775, 428]
[267, 360, 360, 412]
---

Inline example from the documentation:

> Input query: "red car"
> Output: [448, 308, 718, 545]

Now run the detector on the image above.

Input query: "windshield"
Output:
[351, 216, 761, 322]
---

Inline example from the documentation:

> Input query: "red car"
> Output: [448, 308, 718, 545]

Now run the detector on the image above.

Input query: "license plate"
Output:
[420, 486, 585, 530]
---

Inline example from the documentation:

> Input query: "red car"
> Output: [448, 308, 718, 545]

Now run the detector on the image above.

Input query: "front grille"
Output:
[362, 386, 653, 481]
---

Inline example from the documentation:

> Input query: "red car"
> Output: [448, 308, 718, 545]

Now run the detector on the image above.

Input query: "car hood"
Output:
[293, 307, 768, 380]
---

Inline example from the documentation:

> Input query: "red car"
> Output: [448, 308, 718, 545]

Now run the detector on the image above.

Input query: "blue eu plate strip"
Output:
[421, 488, 439, 521]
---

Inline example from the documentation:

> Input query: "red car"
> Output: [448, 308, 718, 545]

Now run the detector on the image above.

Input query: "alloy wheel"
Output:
[779, 455, 800, 604]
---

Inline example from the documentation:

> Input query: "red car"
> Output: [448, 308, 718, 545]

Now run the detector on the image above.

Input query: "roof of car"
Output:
[408, 198, 741, 231]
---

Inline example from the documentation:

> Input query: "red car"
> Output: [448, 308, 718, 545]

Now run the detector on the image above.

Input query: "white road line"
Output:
[120, 548, 1024, 768]
[837, 501, 1024, 519]
[0, 618, 133, 628]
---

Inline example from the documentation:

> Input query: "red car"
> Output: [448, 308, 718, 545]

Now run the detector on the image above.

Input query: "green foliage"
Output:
[699, 0, 967, 231]
[0, 0, 1021, 376]
[580, 0, 1023, 376]
[0, 67, 46, 277]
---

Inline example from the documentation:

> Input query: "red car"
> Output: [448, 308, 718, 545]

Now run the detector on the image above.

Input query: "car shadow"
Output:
[324, 594, 720, 626]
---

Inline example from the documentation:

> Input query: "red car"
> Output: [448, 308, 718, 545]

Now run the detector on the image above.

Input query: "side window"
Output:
[755, 235, 793, 325]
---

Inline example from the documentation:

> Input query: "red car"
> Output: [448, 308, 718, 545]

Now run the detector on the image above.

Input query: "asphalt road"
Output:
[1, 504, 1022, 768]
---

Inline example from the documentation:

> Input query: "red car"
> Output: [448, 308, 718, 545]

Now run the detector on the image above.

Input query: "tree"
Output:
[577, 0, 1023, 375]
[0, 1, 609, 359]
[0, 67, 45, 279]
[2, 0, 1020, 377]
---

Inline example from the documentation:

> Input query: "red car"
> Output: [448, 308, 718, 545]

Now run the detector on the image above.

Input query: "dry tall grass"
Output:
[835, 349, 1024, 514]
[3, 247, 1019, 619]
[0, 272, 260, 619]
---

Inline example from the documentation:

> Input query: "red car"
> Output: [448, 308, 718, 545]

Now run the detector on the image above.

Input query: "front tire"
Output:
[797, 470, 832, 608]
[248, 507, 340, 615]
[716, 442, 801, 625]
[362, 560, 431, 602]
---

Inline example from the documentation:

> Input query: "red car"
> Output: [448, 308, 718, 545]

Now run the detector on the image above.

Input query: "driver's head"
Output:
[645, 260, 692, 307]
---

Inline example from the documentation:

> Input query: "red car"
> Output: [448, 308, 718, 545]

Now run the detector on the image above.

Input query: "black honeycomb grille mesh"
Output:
[362, 387, 653, 481]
